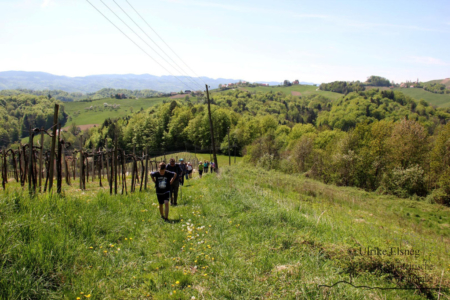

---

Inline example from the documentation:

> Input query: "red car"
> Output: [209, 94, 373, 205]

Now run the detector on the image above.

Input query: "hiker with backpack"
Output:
[198, 161, 204, 178]
[166, 158, 182, 206]
[151, 162, 176, 221]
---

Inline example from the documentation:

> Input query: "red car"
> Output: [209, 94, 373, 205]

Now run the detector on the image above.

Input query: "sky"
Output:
[0, 0, 449, 85]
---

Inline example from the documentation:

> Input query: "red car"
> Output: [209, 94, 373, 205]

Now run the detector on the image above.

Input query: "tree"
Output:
[388, 119, 428, 169]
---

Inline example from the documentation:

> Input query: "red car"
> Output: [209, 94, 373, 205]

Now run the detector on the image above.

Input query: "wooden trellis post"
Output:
[144, 146, 149, 190]
[28, 126, 35, 196]
[39, 127, 44, 192]
[114, 136, 118, 195]
[48, 104, 59, 192]
[56, 124, 62, 194]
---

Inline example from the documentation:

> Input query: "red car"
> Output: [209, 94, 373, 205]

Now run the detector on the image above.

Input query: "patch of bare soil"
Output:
[170, 94, 187, 99]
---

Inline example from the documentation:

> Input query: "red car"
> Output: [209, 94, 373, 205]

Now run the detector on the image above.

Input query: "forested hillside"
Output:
[65, 88, 450, 204]
[0, 94, 67, 146]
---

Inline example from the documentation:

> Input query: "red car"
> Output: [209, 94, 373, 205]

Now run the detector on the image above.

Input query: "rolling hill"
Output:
[64, 95, 193, 126]
[425, 78, 450, 88]
[0, 71, 281, 94]
[393, 87, 450, 108]
[236, 84, 343, 100]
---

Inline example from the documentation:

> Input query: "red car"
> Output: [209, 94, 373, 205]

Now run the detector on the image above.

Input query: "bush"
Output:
[426, 188, 449, 205]
[380, 165, 427, 197]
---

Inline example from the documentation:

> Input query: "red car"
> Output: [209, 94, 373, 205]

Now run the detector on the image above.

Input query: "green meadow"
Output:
[64, 96, 191, 126]
[1, 155, 449, 299]
[393, 88, 450, 108]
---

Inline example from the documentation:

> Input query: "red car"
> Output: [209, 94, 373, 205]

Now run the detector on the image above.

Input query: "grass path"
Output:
[1, 164, 449, 299]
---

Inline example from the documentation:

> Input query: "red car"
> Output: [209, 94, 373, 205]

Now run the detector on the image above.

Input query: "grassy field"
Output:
[393, 88, 450, 108]
[424, 79, 450, 89]
[234, 85, 343, 101]
[64, 96, 196, 126]
[1, 153, 449, 299]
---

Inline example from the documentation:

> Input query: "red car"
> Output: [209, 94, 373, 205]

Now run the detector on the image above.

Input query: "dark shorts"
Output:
[157, 192, 170, 205]
[199, 170, 203, 175]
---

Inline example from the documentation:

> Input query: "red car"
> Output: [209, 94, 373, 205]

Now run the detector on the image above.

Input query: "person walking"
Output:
[210, 161, 215, 173]
[166, 158, 182, 206]
[151, 162, 176, 221]
[198, 161, 204, 178]
[187, 162, 193, 179]
[179, 159, 186, 186]
[204, 161, 209, 174]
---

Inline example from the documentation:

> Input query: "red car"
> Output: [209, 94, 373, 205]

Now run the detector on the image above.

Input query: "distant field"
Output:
[236, 85, 343, 101]
[393, 88, 450, 108]
[64, 96, 195, 126]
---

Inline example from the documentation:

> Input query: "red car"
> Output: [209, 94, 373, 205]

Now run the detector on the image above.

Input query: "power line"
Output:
[85, 0, 196, 92]
[112, 0, 203, 90]
[125, 0, 207, 86]
[97, 0, 197, 92]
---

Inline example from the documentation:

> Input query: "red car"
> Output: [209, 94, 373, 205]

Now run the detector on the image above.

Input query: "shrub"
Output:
[426, 188, 449, 205]
[380, 165, 427, 197]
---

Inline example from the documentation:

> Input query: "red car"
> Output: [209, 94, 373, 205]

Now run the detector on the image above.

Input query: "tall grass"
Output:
[1, 164, 449, 299]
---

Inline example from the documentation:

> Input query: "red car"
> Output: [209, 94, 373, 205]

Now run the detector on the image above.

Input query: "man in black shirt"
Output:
[179, 159, 186, 186]
[151, 162, 176, 221]
[166, 158, 182, 206]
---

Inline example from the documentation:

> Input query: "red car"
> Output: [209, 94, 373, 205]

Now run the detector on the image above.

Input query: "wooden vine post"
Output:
[56, 124, 62, 194]
[114, 135, 118, 195]
[144, 146, 149, 190]
[39, 127, 44, 192]
[48, 104, 59, 192]
[28, 126, 34, 196]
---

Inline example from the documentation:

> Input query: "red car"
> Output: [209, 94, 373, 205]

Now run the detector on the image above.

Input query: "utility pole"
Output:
[228, 127, 231, 166]
[205, 85, 218, 172]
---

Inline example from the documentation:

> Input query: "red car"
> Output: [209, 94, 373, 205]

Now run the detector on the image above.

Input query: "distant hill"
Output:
[235, 84, 342, 100]
[0, 71, 281, 94]
[393, 87, 450, 108]
[424, 78, 450, 89]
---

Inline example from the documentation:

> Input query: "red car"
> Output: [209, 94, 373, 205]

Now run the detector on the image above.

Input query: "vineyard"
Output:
[0, 103, 236, 197]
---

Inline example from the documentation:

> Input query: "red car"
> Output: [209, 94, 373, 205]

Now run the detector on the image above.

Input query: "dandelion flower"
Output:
[85, 295, 91, 298]
[176, 281, 180, 284]
[173, 291, 176, 294]
[89, 247, 93, 249]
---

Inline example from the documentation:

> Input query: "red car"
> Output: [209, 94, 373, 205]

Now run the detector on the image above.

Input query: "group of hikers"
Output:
[150, 158, 216, 221]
